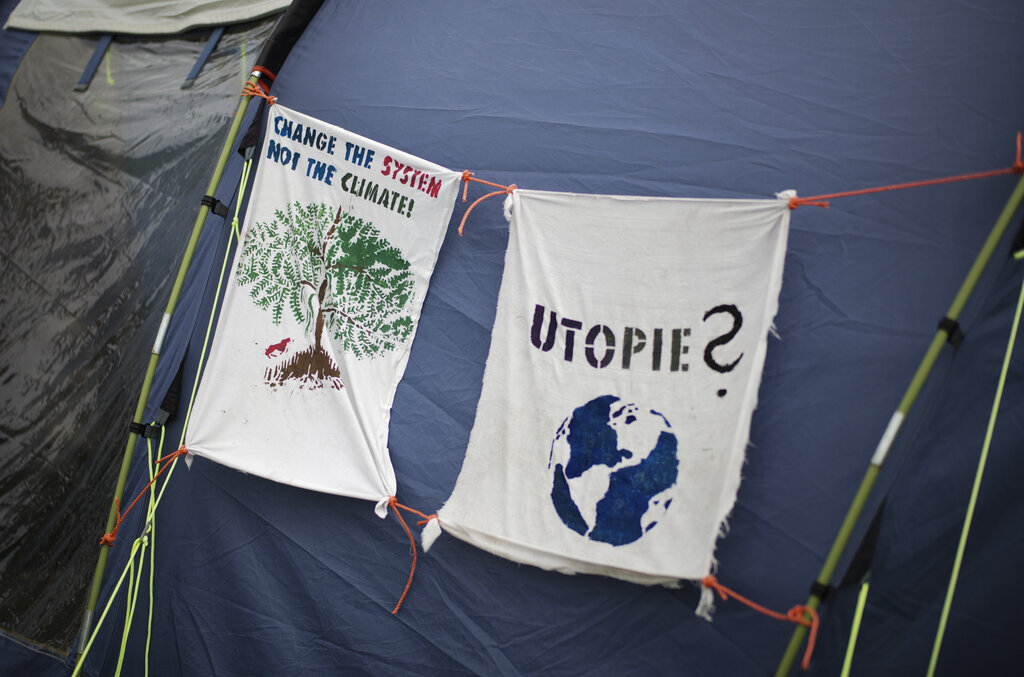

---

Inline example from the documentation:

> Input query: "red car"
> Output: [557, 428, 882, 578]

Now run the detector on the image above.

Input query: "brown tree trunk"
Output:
[314, 277, 328, 351]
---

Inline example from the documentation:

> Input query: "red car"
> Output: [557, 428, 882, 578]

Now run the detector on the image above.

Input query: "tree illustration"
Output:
[235, 202, 415, 389]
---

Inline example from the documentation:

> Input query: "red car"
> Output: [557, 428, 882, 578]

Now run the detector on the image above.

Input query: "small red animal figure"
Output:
[265, 338, 292, 358]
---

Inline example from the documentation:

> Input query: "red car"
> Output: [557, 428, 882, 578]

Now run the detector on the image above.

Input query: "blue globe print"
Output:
[548, 395, 679, 545]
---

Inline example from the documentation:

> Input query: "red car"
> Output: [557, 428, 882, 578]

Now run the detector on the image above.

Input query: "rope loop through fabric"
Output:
[790, 132, 1024, 210]
[702, 575, 820, 670]
[99, 445, 189, 547]
[387, 497, 434, 614]
[458, 171, 516, 235]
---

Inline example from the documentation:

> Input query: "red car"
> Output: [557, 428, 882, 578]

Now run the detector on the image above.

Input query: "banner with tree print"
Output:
[423, 188, 791, 591]
[186, 104, 461, 513]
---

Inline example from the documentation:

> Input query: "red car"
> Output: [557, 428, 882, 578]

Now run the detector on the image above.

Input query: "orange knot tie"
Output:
[241, 82, 276, 106]
[457, 172, 516, 235]
[386, 497, 435, 614]
[99, 445, 188, 547]
[99, 498, 121, 546]
[416, 514, 438, 527]
[788, 195, 830, 210]
[702, 575, 819, 671]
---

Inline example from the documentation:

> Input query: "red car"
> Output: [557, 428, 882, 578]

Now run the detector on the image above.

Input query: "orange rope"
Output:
[790, 133, 1024, 209]
[702, 575, 820, 671]
[251, 65, 276, 83]
[388, 497, 433, 614]
[241, 82, 276, 106]
[99, 445, 189, 547]
[458, 171, 516, 235]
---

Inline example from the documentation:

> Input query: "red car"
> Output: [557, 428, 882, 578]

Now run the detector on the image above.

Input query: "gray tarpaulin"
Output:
[5, 0, 289, 35]
[0, 16, 274, 654]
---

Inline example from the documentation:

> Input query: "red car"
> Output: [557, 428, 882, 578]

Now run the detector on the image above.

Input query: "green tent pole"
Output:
[774, 173, 1024, 677]
[76, 72, 262, 656]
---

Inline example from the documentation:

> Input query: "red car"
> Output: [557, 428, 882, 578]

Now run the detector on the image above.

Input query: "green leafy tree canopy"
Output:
[236, 202, 415, 360]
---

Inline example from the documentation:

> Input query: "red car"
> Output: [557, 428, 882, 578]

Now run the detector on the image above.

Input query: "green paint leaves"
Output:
[237, 202, 415, 360]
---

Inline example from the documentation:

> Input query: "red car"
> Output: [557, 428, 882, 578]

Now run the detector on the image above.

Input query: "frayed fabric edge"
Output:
[694, 514, 729, 620]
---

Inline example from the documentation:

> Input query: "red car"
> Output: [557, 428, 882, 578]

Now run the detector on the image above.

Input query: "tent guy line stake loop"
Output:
[774, 172, 1024, 677]
[790, 132, 1024, 210]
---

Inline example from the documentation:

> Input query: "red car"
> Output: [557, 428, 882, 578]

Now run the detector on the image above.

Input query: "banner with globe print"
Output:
[185, 104, 461, 513]
[423, 188, 791, 588]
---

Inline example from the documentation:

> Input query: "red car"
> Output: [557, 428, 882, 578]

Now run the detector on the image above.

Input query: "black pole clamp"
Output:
[809, 581, 834, 602]
[128, 421, 162, 439]
[201, 195, 229, 218]
[937, 317, 964, 348]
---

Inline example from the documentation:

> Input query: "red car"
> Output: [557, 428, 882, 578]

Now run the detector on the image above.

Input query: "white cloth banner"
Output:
[186, 104, 460, 515]
[424, 188, 791, 587]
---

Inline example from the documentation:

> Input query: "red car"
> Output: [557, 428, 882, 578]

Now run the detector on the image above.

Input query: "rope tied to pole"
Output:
[387, 496, 434, 614]
[789, 133, 1024, 210]
[241, 81, 276, 106]
[99, 445, 189, 547]
[702, 575, 820, 670]
[458, 170, 516, 235]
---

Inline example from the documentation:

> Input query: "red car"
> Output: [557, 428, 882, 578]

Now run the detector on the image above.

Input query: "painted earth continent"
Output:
[549, 395, 679, 545]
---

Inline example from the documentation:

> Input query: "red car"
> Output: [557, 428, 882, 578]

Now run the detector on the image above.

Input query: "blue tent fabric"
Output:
[75, 0, 1024, 675]
[0, 0, 32, 109]
[0, 630, 65, 677]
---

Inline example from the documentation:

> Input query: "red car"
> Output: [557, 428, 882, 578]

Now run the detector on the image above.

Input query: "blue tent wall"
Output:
[80, 1, 1024, 675]
[0, 0, 32, 108]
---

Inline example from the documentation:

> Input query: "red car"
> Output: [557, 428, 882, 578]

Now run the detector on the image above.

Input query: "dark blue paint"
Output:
[564, 394, 623, 478]
[590, 431, 678, 545]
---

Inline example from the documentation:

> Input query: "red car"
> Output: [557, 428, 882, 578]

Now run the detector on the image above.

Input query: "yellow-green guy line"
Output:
[73, 155, 253, 672]
[927, 267, 1024, 676]
[775, 174, 1024, 676]
[78, 71, 263, 657]
[839, 579, 870, 677]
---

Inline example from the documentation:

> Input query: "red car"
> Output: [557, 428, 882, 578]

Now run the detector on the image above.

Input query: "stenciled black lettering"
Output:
[584, 324, 615, 368]
[703, 304, 743, 373]
[670, 328, 691, 372]
[651, 328, 663, 371]
[621, 327, 646, 369]
[560, 317, 583, 362]
[530, 304, 557, 351]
